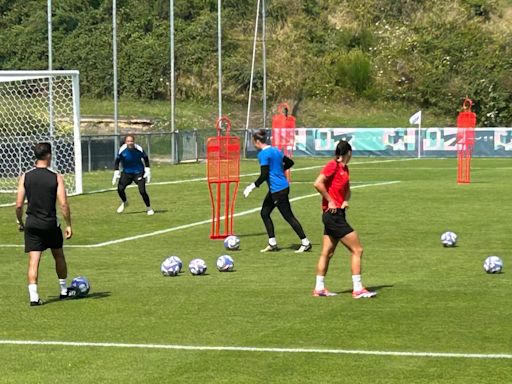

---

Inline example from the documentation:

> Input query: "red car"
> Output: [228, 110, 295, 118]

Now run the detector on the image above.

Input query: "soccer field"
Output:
[0, 157, 510, 383]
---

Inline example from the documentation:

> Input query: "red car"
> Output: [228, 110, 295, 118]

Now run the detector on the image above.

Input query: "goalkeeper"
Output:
[112, 134, 154, 215]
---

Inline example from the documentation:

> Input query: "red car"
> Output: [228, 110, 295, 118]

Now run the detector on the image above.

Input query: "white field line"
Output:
[0, 158, 416, 207]
[81, 158, 415, 194]
[0, 181, 400, 248]
[0, 340, 510, 359]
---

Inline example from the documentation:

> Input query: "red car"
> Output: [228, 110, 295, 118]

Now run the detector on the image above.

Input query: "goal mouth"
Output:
[0, 70, 82, 198]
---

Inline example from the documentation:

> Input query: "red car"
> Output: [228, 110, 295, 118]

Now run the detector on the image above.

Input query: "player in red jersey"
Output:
[312, 140, 376, 299]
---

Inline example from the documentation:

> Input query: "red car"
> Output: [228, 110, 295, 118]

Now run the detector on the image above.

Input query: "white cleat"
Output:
[147, 208, 155, 216]
[295, 243, 312, 253]
[117, 202, 127, 213]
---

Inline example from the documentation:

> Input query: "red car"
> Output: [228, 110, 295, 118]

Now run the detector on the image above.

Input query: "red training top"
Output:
[320, 159, 350, 211]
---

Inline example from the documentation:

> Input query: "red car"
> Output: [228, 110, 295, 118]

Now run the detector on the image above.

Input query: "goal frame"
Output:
[0, 70, 82, 195]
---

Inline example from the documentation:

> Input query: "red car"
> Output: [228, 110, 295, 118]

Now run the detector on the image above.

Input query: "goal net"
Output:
[0, 70, 82, 198]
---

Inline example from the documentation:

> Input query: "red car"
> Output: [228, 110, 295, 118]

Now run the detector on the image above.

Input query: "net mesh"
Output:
[0, 74, 79, 194]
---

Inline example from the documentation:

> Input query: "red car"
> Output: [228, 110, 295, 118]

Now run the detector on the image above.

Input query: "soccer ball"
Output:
[483, 256, 503, 274]
[166, 256, 183, 272]
[216, 255, 235, 272]
[189, 258, 207, 275]
[161, 257, 181, 276]
[223, 235, 240, 250]
[440, 231, 457, 247]
[71, 276, 90, 297]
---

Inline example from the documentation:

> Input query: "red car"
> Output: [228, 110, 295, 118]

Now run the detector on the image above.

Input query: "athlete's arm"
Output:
[314, 173, 337, 212]
[15, 174, 26, 231]
[283, 156, 294, 170]
[142, 151, 151, 182]
[142, 152, 150, 168]
[57, 174, 72, 239]
[254, 165, 269, 187]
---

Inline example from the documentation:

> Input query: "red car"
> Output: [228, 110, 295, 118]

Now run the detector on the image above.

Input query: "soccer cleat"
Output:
[260, 244, 279, 253]
[30, 299, 44, 306]
[147, 208, 155, 216]
[60, 287, 79, 300]
[116, 201, 127, 213]
[312, 289, 337, 297]
[295, 243, 312, 253]
[352, 288, 377, 299]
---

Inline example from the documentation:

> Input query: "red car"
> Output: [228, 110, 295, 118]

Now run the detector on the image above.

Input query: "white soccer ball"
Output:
[223, 235, 240, 250]
[189, 258, 207, 275]
[161, 257, 181, 276]
[483, 256, 503, 274]
[440, 231, 457, 247]
[216, 255, 235, 272]
[71, 276, 90, 296]
[166, 256, 183, 272]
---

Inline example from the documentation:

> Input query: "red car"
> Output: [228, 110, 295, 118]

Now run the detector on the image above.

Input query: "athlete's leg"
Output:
[260, 192, 276, 238]
[27, 251, 42, 303]
[313, 235, 338, 294]
[51, 248, 67, 279]
[117, 173, 131, 202]
[27, 251, 42, 284]
[135, 175, 151, 207]
[274, 190, 307, 239]
[339, 231, 363, 275]
[340, 231, 375, 297]
[316, 235, 338, 276]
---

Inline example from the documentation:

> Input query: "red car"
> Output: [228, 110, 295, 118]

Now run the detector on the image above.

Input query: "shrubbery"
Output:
[1, 0, 511, 125]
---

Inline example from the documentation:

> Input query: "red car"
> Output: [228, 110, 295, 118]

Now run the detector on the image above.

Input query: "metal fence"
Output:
[81, 127, 512, 172]
[81, 130, 250, 172]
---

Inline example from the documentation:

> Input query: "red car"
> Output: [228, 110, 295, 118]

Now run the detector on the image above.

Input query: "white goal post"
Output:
[0, 70, 82, 195]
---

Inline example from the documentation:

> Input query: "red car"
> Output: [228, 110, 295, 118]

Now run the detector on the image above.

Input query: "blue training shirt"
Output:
[257, 146, 289, 193]
[115, 144, 148, 174]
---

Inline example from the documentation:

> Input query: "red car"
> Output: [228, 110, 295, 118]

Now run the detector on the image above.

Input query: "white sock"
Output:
[352, 275, 362, 291]
[59, 279, 67, 295]
[315, 276, 325, 291]
[301, 238, 310, 246]
[268, 237, 277, 246]
[28, 284, 39, 302]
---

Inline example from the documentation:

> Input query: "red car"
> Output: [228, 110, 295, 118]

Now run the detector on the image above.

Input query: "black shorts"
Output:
[24, 219, 63, 252]
[119, 172, 145, 188]
[322, 209, 354, 239]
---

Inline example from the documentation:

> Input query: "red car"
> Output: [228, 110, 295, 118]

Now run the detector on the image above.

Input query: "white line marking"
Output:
[0, 340, 509, 359]
[0, 158, 414, 207]
[0, 181, 400, 248]
[83, 159, 414, 193]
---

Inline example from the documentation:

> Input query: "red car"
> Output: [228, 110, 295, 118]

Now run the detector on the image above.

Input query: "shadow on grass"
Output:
[338, 284, 394, 296]
[44, 291, 112, 305]
[124, 209, 168, 215]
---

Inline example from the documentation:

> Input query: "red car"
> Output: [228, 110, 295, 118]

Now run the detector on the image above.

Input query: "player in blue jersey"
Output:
[244, 129, 311, 253]
[112, 134, 154, 215]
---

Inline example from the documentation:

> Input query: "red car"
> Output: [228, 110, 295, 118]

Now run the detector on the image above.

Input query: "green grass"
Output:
[0, 158, 511, 383]
[80, 98, 452, 130]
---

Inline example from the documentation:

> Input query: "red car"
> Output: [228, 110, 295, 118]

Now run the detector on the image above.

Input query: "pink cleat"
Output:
[313, 289, 337, 297]
[352, 288, 377, 299]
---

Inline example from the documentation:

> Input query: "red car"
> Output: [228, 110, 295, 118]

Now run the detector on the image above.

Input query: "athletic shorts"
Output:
[119, 172, 145, 188]
[322, 209, 354, 239]
[24, 220, 63, 253]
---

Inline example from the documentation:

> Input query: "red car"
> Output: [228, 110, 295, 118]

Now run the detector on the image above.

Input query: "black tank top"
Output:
[24, 167, 58, 227]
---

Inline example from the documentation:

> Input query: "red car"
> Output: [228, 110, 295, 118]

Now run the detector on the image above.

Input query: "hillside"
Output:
[1, 0, 512, 127]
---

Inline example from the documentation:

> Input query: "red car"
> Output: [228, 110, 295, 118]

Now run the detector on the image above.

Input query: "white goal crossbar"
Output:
[0, 70, 82, 195]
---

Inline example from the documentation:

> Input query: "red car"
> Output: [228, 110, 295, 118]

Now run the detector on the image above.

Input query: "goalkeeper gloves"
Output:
[243, 183, 256, 198]
[112, 170, 121, 186]
[143, 167, 151, 183]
